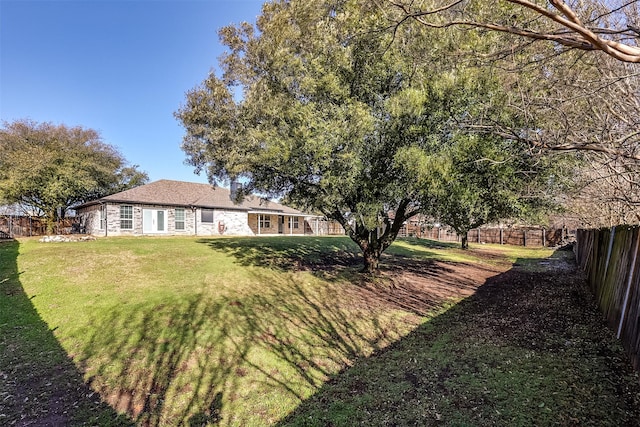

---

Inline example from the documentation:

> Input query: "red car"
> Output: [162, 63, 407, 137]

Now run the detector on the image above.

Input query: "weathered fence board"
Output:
[576, 226, 640, 371]
[0, 216, 77, 237]
[382, 223, 570, 247]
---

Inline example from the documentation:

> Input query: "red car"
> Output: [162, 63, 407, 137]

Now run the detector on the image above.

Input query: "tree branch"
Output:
[388, 0, 640, 63]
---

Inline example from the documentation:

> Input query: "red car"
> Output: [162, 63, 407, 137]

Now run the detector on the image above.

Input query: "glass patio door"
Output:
[143, 209, 166, 233]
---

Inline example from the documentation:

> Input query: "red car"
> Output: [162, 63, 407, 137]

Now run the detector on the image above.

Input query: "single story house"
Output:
[76, 179, 319, 237]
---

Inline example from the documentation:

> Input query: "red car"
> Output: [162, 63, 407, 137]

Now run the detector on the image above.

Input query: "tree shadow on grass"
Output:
[368, 256, 501, 316]
[72, 240, 507, 425]
[75, 274, 422, 426]
[0, 239, 132, 426]
[24, 236, 633, 426]
[276, 251, 640, 426]
[198, 236, 362, 273]
[396, 237, 461, 250]
[76, 294, 248, 426]
[198, 236, 464, 280]
[199, 236, 500, 317]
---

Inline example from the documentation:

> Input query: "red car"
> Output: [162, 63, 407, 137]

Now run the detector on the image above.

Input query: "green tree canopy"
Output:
[390, 1, 640, 226]
[429, 134, 559, 248]
[0, 119, 148, 230]
[176, 0, 557, 271]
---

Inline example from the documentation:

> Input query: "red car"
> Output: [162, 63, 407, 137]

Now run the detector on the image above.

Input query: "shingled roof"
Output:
[79, 180, 304, 215]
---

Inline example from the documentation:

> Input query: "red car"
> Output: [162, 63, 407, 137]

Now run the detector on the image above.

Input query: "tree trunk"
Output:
[362, 245, 381, 273]
[45, 210, 56, 235]
[325, 201, 413, 273]
[461, 234, 469, 250]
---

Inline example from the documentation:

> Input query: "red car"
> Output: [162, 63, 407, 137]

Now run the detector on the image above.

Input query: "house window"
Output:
[259, 215, 271, 228]
[99, 205, 106, 230]
[201, 209, 214, 223]
[293, 217, 299, 229]
[120, 205, 133, 230]
[175, 208, 185, 230]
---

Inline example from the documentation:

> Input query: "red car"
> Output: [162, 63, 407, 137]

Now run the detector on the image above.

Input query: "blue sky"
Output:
[1, 0, 265, 184]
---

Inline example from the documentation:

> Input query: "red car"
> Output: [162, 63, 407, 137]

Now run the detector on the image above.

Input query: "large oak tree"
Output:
[177, 0, 556, 271]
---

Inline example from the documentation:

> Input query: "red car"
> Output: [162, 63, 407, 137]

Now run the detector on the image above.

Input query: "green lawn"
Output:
[1, 236, 638, 426]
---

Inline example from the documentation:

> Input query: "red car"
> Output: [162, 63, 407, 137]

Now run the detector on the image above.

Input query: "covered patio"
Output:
[248, 212, 322, 235]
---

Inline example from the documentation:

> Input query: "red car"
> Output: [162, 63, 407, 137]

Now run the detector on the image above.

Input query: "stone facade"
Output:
[79, 203, 311, 237]
[79, 204, 102, 234]
[80, 203, 197, 236]
[75, 180, 317, 238]
[196, 209, 252, 236]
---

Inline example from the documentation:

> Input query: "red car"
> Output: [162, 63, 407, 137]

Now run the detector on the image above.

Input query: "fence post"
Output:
[617, 228, 640, 339]
[523, 230, 527, 247]
[477, 229, 481, 244]
[542, 228, 546, 247]
[500, 228, 503, 245]
[437, 226, 441, 241]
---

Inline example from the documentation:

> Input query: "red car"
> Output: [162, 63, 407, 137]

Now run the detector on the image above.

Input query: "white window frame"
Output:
[175, 208, 185, 231]
[120, 205, 133, 230]
[99, 204, 106, 230]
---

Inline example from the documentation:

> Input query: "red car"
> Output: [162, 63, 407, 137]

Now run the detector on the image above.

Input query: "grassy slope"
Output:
[1, 236, 639, 426]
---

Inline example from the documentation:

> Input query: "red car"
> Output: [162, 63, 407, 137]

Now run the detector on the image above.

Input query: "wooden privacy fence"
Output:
[400, 225, 571, 247]
[575, 227, 640, 371]
[0, 216, 79, 237]
[466, 227, 550, 246]
[322, 220, 571, 248]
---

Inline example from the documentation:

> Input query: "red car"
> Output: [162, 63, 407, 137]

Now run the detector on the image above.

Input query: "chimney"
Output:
[230, 180, 243, 204]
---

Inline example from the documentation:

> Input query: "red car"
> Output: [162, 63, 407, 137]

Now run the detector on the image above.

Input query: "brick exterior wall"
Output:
[80, 204, 313, 237]
[78, 204, 102, 234]
[80, 203, 197, 236]
[200, 209, 252, 236]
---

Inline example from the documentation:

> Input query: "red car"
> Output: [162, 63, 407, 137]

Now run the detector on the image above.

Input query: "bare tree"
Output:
[564, 152, 640, 226]
[388, 0, 640, 62]
[474, 49, 640, 224]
